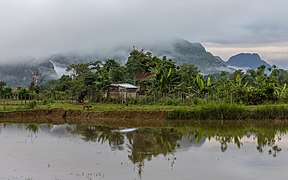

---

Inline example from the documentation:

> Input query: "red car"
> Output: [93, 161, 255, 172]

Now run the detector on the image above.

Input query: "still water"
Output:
[0, 122, 288, 180]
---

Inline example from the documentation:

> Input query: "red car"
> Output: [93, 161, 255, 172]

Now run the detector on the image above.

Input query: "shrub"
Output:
[27, 100, 37, 109]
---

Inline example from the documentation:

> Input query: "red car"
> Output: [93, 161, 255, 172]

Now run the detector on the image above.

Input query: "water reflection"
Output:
[26, 123, 39, 134]
[3, 121, 288, 179]
[22, 122, 288, 158]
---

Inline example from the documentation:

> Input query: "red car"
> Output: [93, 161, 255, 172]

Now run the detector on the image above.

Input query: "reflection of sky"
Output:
[1, 124, 288, 180]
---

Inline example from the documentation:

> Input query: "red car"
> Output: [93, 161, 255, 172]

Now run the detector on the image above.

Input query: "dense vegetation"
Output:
[1, 49, 288, 106]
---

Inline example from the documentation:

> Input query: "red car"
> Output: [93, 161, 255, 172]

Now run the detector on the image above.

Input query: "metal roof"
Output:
[110, 83, 138, 89]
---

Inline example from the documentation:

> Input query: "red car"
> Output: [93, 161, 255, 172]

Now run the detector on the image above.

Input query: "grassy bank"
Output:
[0, 102, 191, 112]
[2, 102, 288, 121]
[167, 103, 288, 120]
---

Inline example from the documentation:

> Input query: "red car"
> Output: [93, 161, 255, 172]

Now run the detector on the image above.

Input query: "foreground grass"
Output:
[0, 102, 192, 112]
[2, 102, 288, 121]
[167, 103, 288, 120]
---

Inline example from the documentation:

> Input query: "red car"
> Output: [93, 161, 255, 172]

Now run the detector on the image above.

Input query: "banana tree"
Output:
[150, 62, 177, 97]
[194, 74, 211, 98]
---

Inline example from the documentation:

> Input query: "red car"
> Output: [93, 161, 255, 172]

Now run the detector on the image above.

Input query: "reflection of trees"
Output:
[26, 123, 39, 134]
[214, 135, 243, 152]
[210, 130, 283, 155]
[67, 123, 288, 160]
[256, 132, 283, 157]
[71, 125, 125, 151]
[127, 129, 182, 163]
[23, 123, 288, 159]
[5, 122, 288, 178]
[70, 126, 186, 178]
[171, 121, 288, 156]
[126, 128, 183, 178]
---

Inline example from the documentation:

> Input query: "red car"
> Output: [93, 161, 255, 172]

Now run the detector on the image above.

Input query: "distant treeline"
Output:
[1, 49, 288, 105]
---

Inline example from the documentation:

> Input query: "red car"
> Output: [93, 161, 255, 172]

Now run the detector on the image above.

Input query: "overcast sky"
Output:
[1, 0, 288, 64]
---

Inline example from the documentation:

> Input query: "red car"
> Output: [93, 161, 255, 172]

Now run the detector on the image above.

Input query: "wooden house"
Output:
[107, 83, 139, 102]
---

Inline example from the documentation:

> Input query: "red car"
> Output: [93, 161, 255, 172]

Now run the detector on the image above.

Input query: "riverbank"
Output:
[0, 108, 166, 127]
[2, 103, 288, 127]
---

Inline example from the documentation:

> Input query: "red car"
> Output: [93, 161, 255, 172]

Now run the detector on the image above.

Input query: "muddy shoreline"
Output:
[0, 108, 166, 127]
[2, 108, 288, 127]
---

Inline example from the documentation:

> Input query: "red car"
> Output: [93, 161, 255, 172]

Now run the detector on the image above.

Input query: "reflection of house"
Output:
[108, 83, 139, 101]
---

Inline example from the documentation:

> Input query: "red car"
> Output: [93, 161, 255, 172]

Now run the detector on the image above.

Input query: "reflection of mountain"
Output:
[25, 124, 75, 137]
[48, 125, 73, 136]
[177, 135, 206, 151]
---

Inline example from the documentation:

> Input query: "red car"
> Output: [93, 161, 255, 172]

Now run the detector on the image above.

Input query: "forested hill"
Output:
[49, 39, 234, 74]
[0, 61, 58, 87]
[0, 39, 234, 87]
[145, 39, 234, 74]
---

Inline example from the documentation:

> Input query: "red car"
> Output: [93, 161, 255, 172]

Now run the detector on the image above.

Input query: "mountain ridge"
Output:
[0, 39, 241, 87]
[226, 53, 271, 70]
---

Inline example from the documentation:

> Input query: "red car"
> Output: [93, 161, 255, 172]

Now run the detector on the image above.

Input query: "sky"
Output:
[1, 0, 288, 65]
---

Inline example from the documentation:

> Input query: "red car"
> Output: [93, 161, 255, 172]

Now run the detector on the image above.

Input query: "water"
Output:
[0, 123, 288, 180]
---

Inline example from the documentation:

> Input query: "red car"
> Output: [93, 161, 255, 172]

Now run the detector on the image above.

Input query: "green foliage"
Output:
[150, 61, 177, 96]
[249, 105, 288, 120]
[196, 74, 204, 90]
[0, 81, 12, 98]
[126, 49, 159, 76]
[15, 87, 29, 100]
[42, 98, 54, 105]
[27, 100, 37, 109]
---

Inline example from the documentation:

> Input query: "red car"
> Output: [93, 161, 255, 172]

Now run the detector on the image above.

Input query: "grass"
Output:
[167, 103, 288, 120]
[35, 102, 194, 112]
[3, 101, 288, 121]
[167, 103, 247, 120]
[0, 102, 192, 112]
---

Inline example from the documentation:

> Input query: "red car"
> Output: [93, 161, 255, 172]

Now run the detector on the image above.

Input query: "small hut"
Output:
[108, 83, 139, 102]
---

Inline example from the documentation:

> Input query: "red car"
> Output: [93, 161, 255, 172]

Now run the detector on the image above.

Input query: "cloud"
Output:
[0, 0, 288, 63]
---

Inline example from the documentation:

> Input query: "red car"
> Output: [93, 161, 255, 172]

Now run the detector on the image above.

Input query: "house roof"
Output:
[110, 83, 138, 89]
[134, 72, 153, 81]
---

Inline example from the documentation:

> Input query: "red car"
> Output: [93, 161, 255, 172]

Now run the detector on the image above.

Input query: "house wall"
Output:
[108, 87, 138, 102]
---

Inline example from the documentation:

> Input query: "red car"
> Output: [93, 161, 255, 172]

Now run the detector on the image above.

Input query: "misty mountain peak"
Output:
[226, 53, 271, 69]
[231, 53, 261, 60]
[171, 39, 206, 53]
[0, 38, 234, 87]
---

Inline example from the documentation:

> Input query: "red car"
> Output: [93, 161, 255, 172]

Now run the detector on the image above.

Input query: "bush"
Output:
[127, 97, 138, 105]
[27, 100, 37, 109]
[42, 98, 54, 105]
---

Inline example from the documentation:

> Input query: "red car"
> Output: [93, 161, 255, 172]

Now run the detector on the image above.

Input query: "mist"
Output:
[1, 0, 288, 64]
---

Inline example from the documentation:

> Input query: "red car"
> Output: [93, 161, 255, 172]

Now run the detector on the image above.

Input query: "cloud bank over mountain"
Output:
[1, 0, 288, 63]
